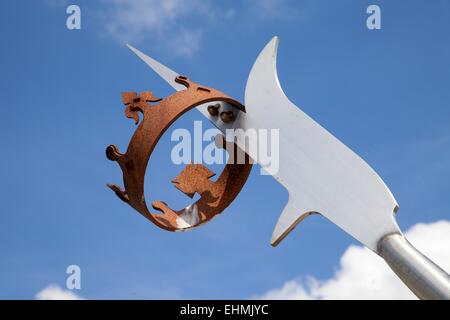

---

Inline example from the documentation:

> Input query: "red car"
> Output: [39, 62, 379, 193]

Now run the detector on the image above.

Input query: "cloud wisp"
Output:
[100, 0, 212, 57]
[35, 284, 84, 300]
[97, 0, 302, 57]
[255, 220, 450, 300]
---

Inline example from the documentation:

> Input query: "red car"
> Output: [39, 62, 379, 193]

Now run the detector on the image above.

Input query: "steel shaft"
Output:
[378, 233, 450, 300]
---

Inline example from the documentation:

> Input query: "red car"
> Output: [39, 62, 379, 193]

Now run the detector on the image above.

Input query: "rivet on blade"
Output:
[220, 111, 235, 123]
[207, 103, 221, 116]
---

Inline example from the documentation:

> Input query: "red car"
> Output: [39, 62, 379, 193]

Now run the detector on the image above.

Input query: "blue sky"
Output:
[1, 0, 449, 299]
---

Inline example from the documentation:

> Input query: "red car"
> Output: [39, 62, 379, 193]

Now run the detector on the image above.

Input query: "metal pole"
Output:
[377, 233, 450, 300]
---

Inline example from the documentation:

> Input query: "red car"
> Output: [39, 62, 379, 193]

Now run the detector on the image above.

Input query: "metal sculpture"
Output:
[106, 76, 252, 231]
[106, 39, 450, 300]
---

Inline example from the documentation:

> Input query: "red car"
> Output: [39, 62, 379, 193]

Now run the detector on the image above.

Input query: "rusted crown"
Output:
[106, 76, 252, 231]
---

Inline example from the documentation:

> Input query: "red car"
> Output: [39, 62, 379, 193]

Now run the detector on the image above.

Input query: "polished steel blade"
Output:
[242, 37, 401, 251]
[127, 44, 185, 91]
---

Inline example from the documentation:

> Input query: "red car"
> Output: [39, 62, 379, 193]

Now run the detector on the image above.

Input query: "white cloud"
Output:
[256, 220, 450, 300]
[100, 0, 212, 57]
[35, 284, 84, 300]
[97, 0, 302, 57]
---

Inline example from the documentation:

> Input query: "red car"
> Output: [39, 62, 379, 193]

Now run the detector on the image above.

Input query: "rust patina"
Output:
[106, 76, 252, 231]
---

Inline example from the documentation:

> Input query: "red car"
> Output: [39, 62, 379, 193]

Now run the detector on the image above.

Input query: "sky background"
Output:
[1, 0, 450, 299]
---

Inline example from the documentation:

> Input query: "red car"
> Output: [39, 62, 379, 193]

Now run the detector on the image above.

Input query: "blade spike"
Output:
[271, 196, 314, 247]
[126, 44, 186, 92]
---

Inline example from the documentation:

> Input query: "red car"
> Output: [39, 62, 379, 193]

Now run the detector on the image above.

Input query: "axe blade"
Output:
[243, 37, 401, 251]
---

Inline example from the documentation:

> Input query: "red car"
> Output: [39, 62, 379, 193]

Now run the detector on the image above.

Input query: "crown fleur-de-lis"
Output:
[121, 91, 161, 125]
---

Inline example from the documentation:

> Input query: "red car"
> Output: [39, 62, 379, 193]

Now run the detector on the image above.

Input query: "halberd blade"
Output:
[127, 44, 186, 91]
[242, 37, 401, 251]
[127, 44, 240, 132]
